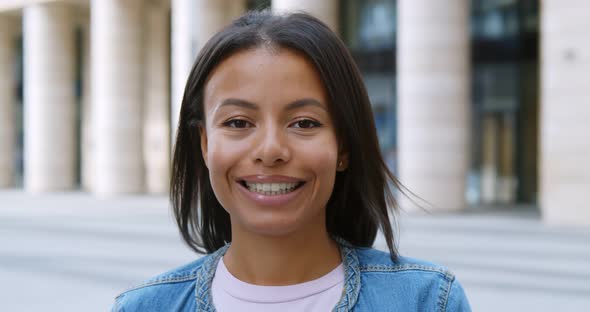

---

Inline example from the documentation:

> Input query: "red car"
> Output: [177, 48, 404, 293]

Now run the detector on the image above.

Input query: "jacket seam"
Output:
[360, 263, 456, 312]
[439, 274, 455, 312]
[113, 293, 125, 312]
[115, 273, 199, 298]
[359, 264, 454, 278]
[194, 244, 230, 312]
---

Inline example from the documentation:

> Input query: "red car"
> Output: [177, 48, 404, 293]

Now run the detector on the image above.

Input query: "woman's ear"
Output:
[200, 125, 208, 168]
[337, 152, 349, 171]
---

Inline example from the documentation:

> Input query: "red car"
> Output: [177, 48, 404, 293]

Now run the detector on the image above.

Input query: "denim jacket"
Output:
[113, 240, 471, 311]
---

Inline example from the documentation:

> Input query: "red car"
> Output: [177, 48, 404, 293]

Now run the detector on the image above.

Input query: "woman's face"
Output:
[201, 47, 347, 237]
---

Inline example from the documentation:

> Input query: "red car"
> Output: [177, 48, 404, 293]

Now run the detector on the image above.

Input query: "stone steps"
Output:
[373, 213, 590, 297]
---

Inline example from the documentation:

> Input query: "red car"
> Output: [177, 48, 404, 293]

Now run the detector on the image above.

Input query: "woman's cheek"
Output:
[207, 133, 248, 164]
[298, 136, 339, 170]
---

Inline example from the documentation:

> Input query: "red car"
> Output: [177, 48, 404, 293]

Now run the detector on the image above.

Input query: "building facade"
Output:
[0, 0, 588, 225]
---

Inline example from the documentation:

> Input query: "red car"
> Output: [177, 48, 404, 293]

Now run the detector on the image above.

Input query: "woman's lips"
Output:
[235, 177, 306, 207]
[237, 175, 304, 183]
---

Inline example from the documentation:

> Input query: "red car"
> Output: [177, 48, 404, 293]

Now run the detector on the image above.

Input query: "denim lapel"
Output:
[333, 242, 361, 311]
[194, 244, 229, 312]
[193, 240, 361, 312]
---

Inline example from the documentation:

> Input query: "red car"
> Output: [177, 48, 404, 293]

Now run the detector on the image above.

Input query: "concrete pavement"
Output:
[1, 190, 589, 311]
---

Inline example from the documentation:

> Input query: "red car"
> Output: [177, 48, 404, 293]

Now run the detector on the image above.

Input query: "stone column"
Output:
[171, 0, 193, 142]
[397, 0, 470, 211]
[0, 17, 17, 187]
[272, 0, 339, 32]
[193, 0, 246, 51]
[91, 0, 144, 195]
[23, 3, 76, 192]
[193, 0, 232, 50]
[144, 0, 170, 194]
[81, 17, 93, 191]
[171, 0, 246, 140]
[540, 0, 590, 225]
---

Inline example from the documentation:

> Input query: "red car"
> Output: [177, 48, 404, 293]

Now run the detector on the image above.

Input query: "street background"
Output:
[2, 0, 590, 311]
[1, 190, 589, 311]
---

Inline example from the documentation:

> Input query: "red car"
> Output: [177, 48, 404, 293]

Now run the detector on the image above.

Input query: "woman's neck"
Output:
[222, 226, 341, 286]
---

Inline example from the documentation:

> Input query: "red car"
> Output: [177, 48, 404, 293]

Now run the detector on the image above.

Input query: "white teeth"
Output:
[243, 182, 301, 195]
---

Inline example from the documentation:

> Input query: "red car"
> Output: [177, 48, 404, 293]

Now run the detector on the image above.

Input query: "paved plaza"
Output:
[1, 190, 589, 311]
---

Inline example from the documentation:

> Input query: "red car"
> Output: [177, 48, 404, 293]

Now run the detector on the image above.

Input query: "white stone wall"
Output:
[91, 0, 144, 195]
[397, 0, 470, 211]
[144, 0, 170, 194]
[170, 0, 193, 142]
[540, 0, 590, 225]
[23, 3, 76, 192]
[4, 0, 589, 229]
[171, 0, 245, 142]
[193, 0, 238, 50]
[81, 17, 93, 191]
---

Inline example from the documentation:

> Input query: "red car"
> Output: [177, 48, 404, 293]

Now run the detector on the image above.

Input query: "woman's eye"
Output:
[292, 119, 322, 129]
[223, 119, 252, 128]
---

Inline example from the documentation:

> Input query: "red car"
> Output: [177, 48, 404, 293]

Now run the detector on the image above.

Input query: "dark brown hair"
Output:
[171, 10, 401, 260]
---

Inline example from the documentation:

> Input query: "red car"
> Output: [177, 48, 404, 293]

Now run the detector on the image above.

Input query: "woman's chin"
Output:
[236, 216, 304, 238]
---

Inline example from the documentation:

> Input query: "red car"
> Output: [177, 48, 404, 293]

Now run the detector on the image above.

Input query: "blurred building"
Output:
[0, 0, 588, 225]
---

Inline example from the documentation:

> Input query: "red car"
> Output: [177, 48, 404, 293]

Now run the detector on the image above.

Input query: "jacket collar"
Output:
[194, 239, 361, 312]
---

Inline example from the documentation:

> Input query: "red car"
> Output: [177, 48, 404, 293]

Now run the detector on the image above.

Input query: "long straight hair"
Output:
[171, 10, 401, 260]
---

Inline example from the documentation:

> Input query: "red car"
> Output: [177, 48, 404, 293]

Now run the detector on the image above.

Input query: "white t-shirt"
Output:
[211, 257, 345, 312]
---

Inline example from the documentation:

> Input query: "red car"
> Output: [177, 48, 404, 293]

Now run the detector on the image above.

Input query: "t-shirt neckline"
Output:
[214, 256, 345, 303]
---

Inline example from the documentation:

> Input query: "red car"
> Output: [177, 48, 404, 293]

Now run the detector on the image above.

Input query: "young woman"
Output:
[113, 10, 471, 312]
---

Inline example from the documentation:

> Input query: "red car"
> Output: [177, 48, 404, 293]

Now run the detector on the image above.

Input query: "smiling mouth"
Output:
[238, 180, 306, 196]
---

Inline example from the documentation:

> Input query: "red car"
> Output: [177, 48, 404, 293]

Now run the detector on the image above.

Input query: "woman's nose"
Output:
[253, 125, 291, 167]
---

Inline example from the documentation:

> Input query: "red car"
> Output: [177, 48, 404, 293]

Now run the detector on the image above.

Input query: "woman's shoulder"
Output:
[352, 247, 471, 311]
[112, 255, 211, 312]
[354, 246, 455, 278]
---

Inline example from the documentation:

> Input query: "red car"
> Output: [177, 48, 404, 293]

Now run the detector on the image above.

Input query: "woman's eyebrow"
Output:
[219, 98, 258, 110]
[285, 98, 327, 112]
[218, 98, 327, 112]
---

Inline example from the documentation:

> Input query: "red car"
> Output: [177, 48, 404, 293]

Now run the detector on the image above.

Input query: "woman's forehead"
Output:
[203, 47, 329, 112]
